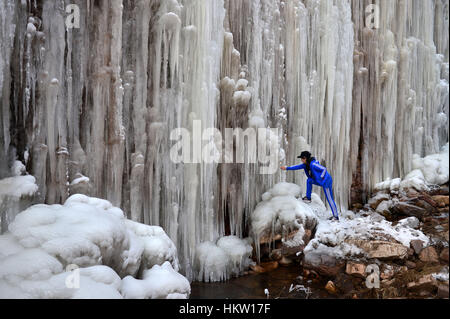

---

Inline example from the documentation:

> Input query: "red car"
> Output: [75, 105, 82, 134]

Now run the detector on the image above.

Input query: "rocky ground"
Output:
[248, 183, 449, 299]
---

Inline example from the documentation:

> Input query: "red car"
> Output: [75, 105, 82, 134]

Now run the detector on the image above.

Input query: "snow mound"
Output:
[194, 236, 253, 282]
[375, 143, 449, 191]
[0, 194, 189, 298]
[120, 262, 190, 299]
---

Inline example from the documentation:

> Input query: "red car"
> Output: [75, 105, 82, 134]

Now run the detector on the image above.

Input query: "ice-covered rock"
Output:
[0, 174, 38, 233]
[120, 262, 190, 299]
[250, 182, 321, 262]
[303, 210, 430, 266]
[375, 143, 449, 193]
[0, 195, 189, 299]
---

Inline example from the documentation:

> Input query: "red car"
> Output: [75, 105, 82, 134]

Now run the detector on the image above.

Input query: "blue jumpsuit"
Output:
[287, 160, 339, 219]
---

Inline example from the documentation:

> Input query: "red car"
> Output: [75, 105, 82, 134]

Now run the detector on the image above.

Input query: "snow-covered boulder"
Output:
[0, 194, 189, 299]
[303, 212, 430, 269]
[120, 262, 190, 299]
[250, 182, 321, 261]
[375, 143, 449, 193]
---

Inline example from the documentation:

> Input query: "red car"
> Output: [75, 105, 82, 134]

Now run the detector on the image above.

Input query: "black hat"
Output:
[297, 151, 311, 159]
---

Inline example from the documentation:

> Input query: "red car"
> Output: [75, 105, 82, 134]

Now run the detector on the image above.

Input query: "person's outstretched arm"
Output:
[281, 164, 305, 170]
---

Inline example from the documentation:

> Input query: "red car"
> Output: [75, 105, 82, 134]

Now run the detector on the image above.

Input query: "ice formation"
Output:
[193, 235, 253, 282]
[375, 142, 449, 192]
[0, 161, 38, 233]
[0, 195, 189, 299]
[0, 0, 448, 280]
[250, 182, 321, 262]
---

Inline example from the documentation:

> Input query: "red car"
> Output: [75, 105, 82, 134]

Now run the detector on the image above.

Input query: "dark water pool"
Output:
[190, 263, 330, 299]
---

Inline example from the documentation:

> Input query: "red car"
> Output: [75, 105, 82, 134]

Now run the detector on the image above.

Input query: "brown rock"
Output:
[249, 264, 265, 273]
[345, 262, 366, 278]
[303, 229, 312, 245]
[380, 267, 395, 280]
[407, 274, 438, 292]
[347, 239, 408, 260]
[391, 202, 427, 218]
[261, 261, 279, 272]
[437, 284, 449, 299]
[438, 207, 449, 213]
[440, 248, 449, 263]
[419, 246, 440, 263]
[303, 253, 345, 277]
[325, 281, 337, 295]
[280, 244, 305, 259]
[398, 266, 408, 273]
[412, 198, 438, 214]
[432, 195, 449, 208]
[269, 249, 282, 261]
[278, 256, 293, 266]
[405, 261, 417, 269]
[368, 194, 390, 210]
[259, 233, 282, 245]
[429, 185, 449, 196]
[410, 240, 424, 255]
[381, 278, 395, 287]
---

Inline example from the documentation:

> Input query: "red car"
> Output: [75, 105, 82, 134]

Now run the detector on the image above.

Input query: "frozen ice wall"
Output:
[0, 0, 448, 279]
[351, 0, 449, 202]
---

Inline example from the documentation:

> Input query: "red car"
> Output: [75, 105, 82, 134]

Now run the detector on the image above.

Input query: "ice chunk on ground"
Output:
[375, 143, 449, 191]
[120, 262, 190, 299]
[412, 143, 449, 185]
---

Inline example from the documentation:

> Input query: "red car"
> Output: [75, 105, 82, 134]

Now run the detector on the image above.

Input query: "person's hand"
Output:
[280, 166, 287, 170]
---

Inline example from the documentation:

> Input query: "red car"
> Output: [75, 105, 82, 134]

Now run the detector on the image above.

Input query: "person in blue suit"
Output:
[281, 151, 339, 220]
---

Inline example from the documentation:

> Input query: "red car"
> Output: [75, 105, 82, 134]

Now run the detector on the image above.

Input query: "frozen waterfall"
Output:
[0, 0, 448, 280]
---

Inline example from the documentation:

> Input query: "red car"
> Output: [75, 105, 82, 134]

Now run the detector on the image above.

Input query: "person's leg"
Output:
[323, 181, 339, 219]
[306, 178, 314, 199]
